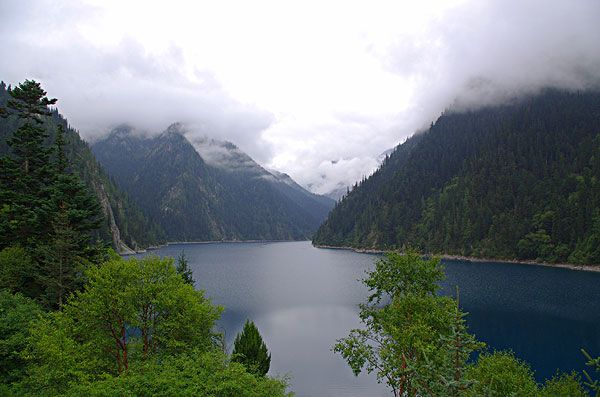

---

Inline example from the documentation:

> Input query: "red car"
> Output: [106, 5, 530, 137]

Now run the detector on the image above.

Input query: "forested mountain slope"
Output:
[313, 89, 600, 264]
[92, 123, 334, 241]
[0, 82, 165, 251]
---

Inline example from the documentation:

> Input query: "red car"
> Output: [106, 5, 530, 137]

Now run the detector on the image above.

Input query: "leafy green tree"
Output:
[0, 291, 42, 385]
[232, 320, 272, 377]
[334, 251, 482, 396]
[465, 351, 539, 397]
[176, 251, 195, 286]
[539, 372, 588, 397]
[65, 350, 290, 397]
[20, 255, 222, 394]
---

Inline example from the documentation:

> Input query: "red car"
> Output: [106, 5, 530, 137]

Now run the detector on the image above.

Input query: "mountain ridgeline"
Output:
[314, 89, 600, 265]
[92, 124, 334, 241]
[0, 82, 164, 252]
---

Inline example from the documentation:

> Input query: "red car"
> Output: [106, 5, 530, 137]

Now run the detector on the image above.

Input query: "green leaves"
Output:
[465, 352, 539, 397]
[335, 252, 481, 397]
[20, 255, 223, 394]
[66, 350, 290, 397]
[232, 320, 271, 377]
[0, 291, 42, 384]
[364, 250, 444, 303]
[176, 251, 195, 286]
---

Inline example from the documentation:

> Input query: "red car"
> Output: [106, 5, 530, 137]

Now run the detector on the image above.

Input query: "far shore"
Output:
[314, 244, 600, 273]
[125, 239, 305, 254]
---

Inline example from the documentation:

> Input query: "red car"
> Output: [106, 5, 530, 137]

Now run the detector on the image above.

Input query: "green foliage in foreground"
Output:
[233, 320, 272, 377]
[465, 351, 539, 397]
[0, 255, 290, 396]
[334, 251, 484, 396]
[335, 251, 590, 396]
[0, 291, 42, 385]
[66, 350, 289, 397]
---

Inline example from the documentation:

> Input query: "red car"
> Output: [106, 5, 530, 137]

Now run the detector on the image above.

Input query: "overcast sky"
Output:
[1, 0, 599, 194]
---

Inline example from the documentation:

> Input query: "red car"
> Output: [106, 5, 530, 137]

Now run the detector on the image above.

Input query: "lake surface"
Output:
[134, 241, 600, 397]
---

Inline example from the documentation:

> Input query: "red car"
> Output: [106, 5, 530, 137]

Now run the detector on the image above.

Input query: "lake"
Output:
[133, 241, 600, 397]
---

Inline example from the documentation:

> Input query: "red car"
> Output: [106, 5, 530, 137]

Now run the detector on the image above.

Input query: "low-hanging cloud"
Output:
[0, 0, 275, 163]
[1, 0, 599, 193]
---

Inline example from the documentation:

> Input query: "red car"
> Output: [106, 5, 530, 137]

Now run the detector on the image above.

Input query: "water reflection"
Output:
[135, 242, 600, 396]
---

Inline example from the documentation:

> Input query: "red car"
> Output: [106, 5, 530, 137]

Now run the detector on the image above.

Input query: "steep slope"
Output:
[313, 89, 600, 264]
[92, 123, 334, 241]
[0, 82, 165, 252]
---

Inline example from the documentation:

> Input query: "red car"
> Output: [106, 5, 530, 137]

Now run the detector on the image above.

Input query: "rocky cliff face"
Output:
[91, 179, 135, 254]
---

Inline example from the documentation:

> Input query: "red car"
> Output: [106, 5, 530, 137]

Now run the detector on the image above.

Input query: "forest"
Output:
[0, 81, 287, 396]
[0, 81, 165, 251]
[314, 89, 600, 265]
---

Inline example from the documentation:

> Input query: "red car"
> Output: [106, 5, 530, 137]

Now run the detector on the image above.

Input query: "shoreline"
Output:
[313, 244, 600, 273]
[126, 239, 306, 254]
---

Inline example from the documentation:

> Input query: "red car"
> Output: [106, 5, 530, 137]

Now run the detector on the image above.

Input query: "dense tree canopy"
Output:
[314, 90, 600, 265]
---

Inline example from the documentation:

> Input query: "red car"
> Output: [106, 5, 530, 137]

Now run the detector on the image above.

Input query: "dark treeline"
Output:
[314, 89, 600, 265]
[0, 81, 164, 251]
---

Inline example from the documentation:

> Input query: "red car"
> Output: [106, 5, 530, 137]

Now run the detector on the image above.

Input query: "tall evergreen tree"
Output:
[232, 320, 271, 376]
[0, 80, 56, 248]
[176, 251, 195, 286]
[0, 81, 104, 308]
[36, 124, 103, 308]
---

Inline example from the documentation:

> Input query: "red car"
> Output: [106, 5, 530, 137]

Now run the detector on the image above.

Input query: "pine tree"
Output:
[0, 81, 103, 308]
[232, 320, 271, 376]
[37, 124, 103, 308]
[0, 80, 56, 248]
[176, 251, 194, 286]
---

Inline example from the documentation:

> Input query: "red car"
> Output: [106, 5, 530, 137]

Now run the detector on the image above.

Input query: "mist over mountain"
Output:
[3, 1, 599, 194]
[92, 123, 334, 242]
[0, 82, 164, 252]
[314, 89, 600, 265]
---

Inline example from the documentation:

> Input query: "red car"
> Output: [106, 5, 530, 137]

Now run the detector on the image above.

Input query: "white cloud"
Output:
[1, 0, 599, 193]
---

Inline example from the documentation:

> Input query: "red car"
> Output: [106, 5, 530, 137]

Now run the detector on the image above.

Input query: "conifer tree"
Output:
[232, 320, 271, 376]
[0, 81, 103, 308]
[37, 124, 103, 308]
[176, 251, 195, 286]
[0, 80, 56, 248]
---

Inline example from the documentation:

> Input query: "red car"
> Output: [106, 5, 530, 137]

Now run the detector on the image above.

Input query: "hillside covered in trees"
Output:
[92, 123, 334, 241]
[313, 89, 600, 265]
[0, 81, 164, 252]
[0, 80, 289, 396]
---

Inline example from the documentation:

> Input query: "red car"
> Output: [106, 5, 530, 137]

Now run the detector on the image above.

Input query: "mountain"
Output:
[313, 89, 600, 265]
[0, 82, 164, 252]
[323, 184, 349, 201]
[91, 123, 335, 241]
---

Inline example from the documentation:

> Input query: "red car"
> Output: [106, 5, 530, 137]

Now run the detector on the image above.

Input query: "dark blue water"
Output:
[134, 241, 600, 397]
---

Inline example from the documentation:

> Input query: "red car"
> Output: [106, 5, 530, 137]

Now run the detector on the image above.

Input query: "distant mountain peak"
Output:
[109, 124, 134, 137]
[92, 124, 335, 241]
[161, 122, 187, 138]
[189, 135, 265, 175]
